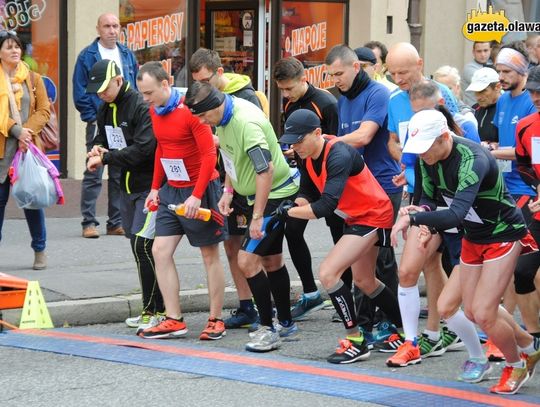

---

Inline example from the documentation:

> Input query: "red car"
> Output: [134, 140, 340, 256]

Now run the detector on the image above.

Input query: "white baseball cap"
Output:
[466, 67, 500, 92]
[403, 110, 449, 154]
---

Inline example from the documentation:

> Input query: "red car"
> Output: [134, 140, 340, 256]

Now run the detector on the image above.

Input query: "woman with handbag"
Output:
[0, 30, 51, 269]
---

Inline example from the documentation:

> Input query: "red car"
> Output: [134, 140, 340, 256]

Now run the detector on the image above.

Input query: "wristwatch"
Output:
[252, 212, 262, 220]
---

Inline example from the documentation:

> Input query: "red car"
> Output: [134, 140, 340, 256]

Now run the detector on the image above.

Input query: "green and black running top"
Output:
[411, 136, 527, 244]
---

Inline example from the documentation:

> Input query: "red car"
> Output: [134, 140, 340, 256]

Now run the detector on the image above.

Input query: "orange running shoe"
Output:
[484, 339, 505, 361]
[199, 318, 226, 340]
[521, 346, 540, 378]
[489, 365, 529, 395]
[139, 317, 188, 339]
[386, 340, 422, 367]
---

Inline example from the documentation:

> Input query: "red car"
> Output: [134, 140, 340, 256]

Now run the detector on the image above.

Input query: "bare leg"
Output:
[423, 251, 447, 332]
[502, 275, 517, 315]
[152, 235, 182, 318]
[200, 243, 225, 319]
[462, 243, 526, 363]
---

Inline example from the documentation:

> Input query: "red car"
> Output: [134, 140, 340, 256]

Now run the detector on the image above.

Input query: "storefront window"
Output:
[1, 0, 61, 167]
[119, 0, 187, 87]
[281, 1, 346, 89]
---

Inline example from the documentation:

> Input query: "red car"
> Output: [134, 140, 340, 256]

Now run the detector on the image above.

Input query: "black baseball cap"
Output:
[86, 59, 121, 93]
[279, 109, 321, 144]
[525, 66, 540, 92]
[354, 47, 377, 65]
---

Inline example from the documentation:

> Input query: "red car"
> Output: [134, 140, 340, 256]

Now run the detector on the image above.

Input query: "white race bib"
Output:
[160, 158, 190, 181]
[105, 126, 127, 150]
[398, 121, 409, 148]
[442, 196, 483, 224]
[220, 148, 238, 182]
[531, 137, 540, 164]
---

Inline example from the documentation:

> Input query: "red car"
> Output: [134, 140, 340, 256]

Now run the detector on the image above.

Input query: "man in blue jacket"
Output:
[73, 13, 138, 238]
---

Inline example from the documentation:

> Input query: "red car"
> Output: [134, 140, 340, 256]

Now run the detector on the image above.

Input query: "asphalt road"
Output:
[2, 307, 539, 407]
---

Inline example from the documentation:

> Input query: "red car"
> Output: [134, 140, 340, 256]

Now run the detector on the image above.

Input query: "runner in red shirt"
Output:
[515, 65, 540, 340]
[135, 62, 228, 341]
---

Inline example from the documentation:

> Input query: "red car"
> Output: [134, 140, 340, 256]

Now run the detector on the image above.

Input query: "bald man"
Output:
[73, 13, 139, 238]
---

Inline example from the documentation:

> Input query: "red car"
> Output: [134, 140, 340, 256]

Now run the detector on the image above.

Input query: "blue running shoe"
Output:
[224, 307, 259, 329]
[276, 321, 299, 341]
[374, 321, 398, 343]
[359, 327, 376, 350]
[458, 358, 492, 383]
[290, 293, 325, 321]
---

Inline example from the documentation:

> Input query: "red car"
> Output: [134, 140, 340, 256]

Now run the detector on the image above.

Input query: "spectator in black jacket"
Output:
[466, 67, 501, 149]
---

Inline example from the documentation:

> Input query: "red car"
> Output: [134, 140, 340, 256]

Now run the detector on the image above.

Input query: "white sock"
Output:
[507, 359, 525, 368]
[445, 309, 484, 360]
[519, 340, 536, 355]
[397, 285, 420, 342]
[423, 329, 440, 342]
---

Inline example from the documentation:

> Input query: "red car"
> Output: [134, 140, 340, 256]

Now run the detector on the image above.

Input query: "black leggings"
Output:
[514, 218, 540, 295]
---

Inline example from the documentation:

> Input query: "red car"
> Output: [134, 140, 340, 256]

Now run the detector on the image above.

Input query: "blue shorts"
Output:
[155, 180, 228, 247]
[439, 231, 463, 268]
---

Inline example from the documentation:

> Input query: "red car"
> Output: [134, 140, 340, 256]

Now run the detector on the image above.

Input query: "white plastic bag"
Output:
[11, 147, 57, 209]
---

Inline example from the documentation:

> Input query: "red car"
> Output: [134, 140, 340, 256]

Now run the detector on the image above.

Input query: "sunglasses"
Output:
[0, 30, 17, 38]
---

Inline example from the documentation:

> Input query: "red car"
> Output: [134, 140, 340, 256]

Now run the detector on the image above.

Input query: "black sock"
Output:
[328, 280, 357, 331]
[246, 270, 273, 327]
[267, 265, 292, 324]
[285, 218, 318, 293]
[239, 299, 254, 311]
[369, 283, 403, 328]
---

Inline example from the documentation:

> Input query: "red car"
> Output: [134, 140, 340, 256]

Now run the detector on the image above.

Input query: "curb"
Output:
[2, 279, 426, 328]
[2, 282, 307, 327]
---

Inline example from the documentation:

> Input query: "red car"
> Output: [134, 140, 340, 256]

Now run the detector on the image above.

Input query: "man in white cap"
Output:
[466, 67, 501, 148]
[391, 109, 540, 395]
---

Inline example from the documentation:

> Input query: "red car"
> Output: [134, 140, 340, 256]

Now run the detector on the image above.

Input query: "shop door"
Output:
[205, 1, 259, 85]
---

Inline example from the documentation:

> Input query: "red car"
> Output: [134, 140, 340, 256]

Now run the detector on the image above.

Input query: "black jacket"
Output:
[93, 82, 155, 193]
[474, 102, 498, 143]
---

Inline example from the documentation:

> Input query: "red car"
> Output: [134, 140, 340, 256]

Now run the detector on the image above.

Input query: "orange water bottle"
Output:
[167, 204, 211, 222]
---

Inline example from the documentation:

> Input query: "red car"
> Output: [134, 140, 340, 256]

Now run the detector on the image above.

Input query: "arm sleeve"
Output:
[297, 164, 321, 202]
[23, 74, 50, 134]
[414, 153, 488, 229]
[362, 86, 389, 127]
[191, 114, 217, 199]
[321, 102, 339, 136]
[242, 121, 270, 152]
[93, 108, 107, 147]
[151, 142, 165, 190]
[311, 144, 358, 218]
[72, 53, 97, 122]
[516, 122, 540, 189]
[387, 98, 398, 134]
[103, 102, 156, 168]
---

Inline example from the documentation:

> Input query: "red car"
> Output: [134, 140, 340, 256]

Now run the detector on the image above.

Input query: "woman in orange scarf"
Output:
[0, 30, 50, 270]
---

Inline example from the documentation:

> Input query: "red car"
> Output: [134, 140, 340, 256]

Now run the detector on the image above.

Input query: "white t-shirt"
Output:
[97, 42, 123, 75]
